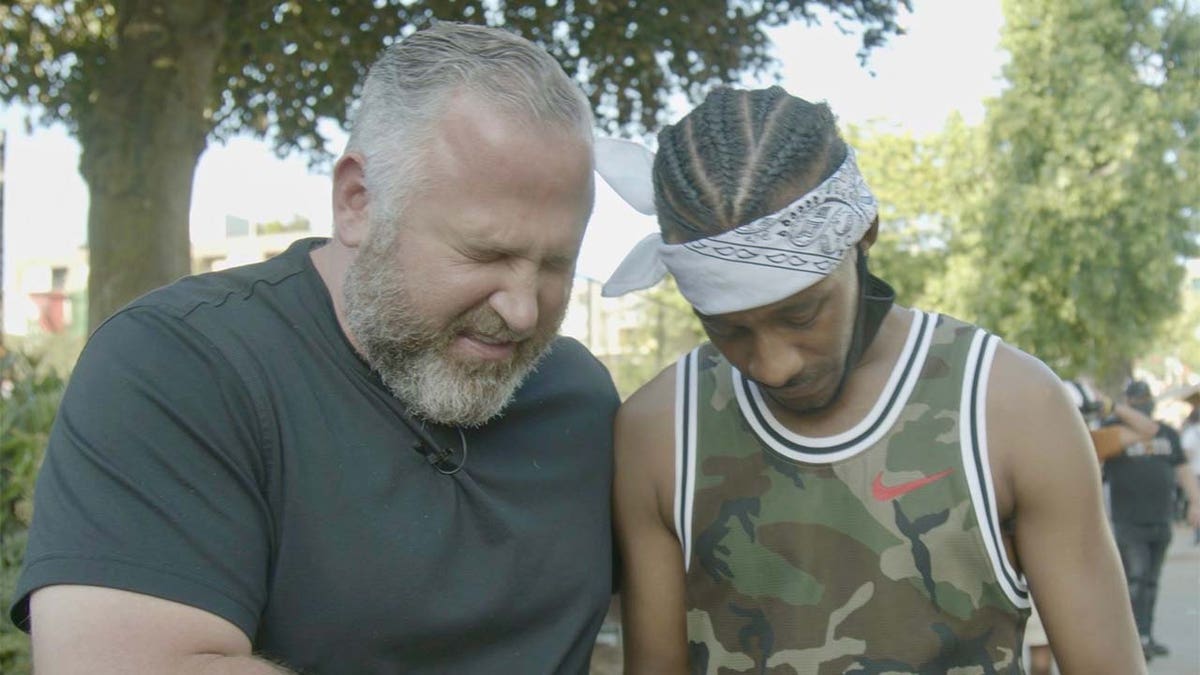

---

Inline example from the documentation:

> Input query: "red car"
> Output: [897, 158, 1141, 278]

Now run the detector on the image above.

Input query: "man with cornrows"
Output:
[602, 86, 1144, 673]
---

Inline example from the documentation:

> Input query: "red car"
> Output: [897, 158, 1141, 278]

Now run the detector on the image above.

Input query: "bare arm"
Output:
[614, 368, 689, 675]
[30, 585, 292, 674]
[1175, 463, 1200, 529]
[988, 347, 1145, 674]
[1109, 401, 1159, 441]
[1089, 418, 1152, 460]
[1085, 399, 1157, 460]
[1087, 426, 1124, 460]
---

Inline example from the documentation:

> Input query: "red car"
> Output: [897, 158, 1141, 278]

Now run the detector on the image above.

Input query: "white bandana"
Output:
[595, 137, 878, 315]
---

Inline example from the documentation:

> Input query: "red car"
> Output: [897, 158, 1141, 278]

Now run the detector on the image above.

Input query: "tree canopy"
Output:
[1, 1, 911, 329]
[846, 116, 991, 310]
[4, 1, 911, 153]
[953, 0, 1199, 383]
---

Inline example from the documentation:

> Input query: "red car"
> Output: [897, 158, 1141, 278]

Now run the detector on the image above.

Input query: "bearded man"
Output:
[12, 22, 618, 674]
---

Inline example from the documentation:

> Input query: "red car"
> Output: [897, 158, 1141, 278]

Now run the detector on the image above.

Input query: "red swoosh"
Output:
[872, 468, 954, 501]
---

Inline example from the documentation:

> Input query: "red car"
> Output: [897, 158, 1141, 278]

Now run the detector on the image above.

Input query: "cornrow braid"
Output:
[654, 86, 847, 244]
[652, 121, 718, 241]
[700, 88, 750, 225]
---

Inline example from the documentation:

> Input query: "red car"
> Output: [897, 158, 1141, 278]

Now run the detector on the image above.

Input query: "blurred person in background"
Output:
[1102, 380, 1200, 662]
[1062, 378, 1159, 462]
[1178, 388, 1200, 544]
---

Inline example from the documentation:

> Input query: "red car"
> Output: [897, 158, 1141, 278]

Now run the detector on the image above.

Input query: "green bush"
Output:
[1, 348, 68, 674]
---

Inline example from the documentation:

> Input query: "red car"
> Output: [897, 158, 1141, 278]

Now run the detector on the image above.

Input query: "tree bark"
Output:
[78, 1, 227, 332]
[1, 130, 7, 345]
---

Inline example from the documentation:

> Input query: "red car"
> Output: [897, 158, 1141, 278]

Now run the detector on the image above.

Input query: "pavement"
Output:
[1146, 524, 1200, 675]
[589, 524, 1200, 674]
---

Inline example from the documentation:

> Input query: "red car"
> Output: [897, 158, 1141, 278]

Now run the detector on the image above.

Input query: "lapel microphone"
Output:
[398, 408, 468, 475]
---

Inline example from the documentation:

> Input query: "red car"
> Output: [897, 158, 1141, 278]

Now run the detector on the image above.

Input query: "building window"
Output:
[50, 267, 68, 291]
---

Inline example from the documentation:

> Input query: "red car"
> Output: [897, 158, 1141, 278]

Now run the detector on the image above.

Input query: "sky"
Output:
[1, 0, 1007, 327]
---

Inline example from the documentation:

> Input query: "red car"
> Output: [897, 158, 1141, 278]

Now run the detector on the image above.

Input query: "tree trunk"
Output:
[78, 1, 228, 332]
[1098, 359, 1134, 400]
[1, 130, 6, 345]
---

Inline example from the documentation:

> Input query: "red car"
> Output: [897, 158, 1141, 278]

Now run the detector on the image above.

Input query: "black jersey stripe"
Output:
[738, 310, 933, 456]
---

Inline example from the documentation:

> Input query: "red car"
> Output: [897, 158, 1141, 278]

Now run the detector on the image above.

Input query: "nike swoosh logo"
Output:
[872, 468, 954, 501]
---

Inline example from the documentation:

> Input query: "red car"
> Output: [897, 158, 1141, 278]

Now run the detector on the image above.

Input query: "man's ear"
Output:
[859, 216, 880, 253]
[332, 152, 370, 248]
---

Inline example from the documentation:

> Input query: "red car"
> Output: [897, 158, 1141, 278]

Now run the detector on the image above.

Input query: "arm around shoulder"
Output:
[613, 367, 689, 675]
[1110, 401, 1159, 442]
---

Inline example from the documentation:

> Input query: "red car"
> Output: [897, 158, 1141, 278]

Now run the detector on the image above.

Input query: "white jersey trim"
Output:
[960, 330, 1030, 608]
[732, 310, 937, 464]
[674, 349, 700, 572]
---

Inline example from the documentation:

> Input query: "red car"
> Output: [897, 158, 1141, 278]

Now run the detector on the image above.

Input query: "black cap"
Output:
[1125, 380, 1152, 399]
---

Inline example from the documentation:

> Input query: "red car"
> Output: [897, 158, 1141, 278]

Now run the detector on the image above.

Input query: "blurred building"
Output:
[561, 277, 644, 366]
[7, 217, 676, 389]
[7, 214, 314, 338]
[9, 244, 89, 339]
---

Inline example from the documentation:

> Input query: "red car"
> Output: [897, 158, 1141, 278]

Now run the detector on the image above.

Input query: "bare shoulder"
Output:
[615, 362, 679, 531]
[984, 341, 1098, 509]
[985, 342, 1073, 425]
[617, 364, 677, 442]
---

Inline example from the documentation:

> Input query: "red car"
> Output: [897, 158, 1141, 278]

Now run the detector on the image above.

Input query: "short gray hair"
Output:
[346, 22, 594, 219]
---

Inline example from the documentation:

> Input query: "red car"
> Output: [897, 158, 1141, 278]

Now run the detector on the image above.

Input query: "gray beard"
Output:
[371, 342, 546, 428]
[342, 229, 558, 427]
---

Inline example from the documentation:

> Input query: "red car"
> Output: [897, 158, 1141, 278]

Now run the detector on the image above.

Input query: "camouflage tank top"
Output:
[674, 311, 1030, 674]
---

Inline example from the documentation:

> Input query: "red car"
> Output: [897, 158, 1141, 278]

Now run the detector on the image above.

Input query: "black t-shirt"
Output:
[11, 238, 621, 674]
[1103, 420, 1185, 525]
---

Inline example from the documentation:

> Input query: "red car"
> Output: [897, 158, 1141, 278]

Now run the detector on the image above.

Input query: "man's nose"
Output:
[745, 332, 804, 389]
[488, 263, 539, 339]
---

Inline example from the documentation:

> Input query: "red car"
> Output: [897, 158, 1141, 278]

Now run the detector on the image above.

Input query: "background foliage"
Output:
[0, 0, 910, 330]
[0, 350, 67, 674]
[601, 277, 707, 399]
[952, 0, 1199, 385]
[833, 0, 1199, 391]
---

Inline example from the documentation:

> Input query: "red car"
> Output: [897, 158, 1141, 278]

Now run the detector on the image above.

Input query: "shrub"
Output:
[0, 348, 68, 674]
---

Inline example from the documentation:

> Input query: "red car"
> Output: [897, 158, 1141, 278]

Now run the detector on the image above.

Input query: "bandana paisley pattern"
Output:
[680, 150, 877, 275]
